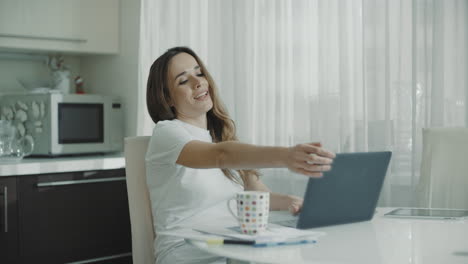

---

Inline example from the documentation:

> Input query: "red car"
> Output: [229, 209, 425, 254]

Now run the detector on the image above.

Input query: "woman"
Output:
[146, 46, 335, 264]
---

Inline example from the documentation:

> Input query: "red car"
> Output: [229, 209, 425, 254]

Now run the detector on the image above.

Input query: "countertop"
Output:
[0, 153, 125, 177]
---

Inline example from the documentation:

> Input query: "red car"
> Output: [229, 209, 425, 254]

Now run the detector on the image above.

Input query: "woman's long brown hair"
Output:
[146, 47, 260, 184]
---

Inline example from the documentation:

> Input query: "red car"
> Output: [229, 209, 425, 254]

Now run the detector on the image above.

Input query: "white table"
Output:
[188, 208, 468, 264]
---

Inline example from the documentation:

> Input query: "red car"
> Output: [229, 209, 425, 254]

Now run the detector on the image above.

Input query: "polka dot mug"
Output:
[227, 191, 270, 235]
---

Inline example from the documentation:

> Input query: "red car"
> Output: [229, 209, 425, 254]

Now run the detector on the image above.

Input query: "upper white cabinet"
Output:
[0, 0, 119, 54]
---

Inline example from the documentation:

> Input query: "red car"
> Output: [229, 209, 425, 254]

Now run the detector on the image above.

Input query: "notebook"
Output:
[272, 151, 392, 229]
[384, 208, 468, 219]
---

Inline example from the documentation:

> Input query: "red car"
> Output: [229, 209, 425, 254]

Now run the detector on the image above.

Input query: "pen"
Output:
[253, 239, 316, 248]
[206, 238, 316, 247]
[206, 239, 256, 246]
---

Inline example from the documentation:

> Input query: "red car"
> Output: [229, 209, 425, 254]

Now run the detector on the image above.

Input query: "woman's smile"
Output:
[194, 91, 210, 101]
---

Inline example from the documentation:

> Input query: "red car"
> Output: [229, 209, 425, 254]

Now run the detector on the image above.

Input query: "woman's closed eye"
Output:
[178, 73, 205, 85]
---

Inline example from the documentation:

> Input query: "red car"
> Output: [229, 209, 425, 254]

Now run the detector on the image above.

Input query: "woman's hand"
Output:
[286, 142, 335, 177]
[286, 195, 304, 215]
[270, 193, 303, 215]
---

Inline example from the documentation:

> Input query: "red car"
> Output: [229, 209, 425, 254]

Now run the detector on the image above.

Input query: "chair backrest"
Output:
[417, 128, 468, 209]
[124, 136, 155, 264]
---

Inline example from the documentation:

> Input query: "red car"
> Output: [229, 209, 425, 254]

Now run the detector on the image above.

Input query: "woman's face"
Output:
[167, 52, 213, 120]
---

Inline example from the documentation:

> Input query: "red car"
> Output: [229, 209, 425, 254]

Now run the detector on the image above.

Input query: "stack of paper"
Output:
[158, 223, 324, 247]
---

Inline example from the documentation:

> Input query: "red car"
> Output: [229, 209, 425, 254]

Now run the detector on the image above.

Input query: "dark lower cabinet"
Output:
[10, 168, 132, 264]
[0, 177, 19, 263]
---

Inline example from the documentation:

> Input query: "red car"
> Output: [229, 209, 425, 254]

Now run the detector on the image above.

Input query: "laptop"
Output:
[272, 151, 392, 229]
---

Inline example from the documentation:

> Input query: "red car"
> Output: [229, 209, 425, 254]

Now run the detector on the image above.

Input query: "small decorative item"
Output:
[48, 55, 71, 94]
[75, 76, 85, 94]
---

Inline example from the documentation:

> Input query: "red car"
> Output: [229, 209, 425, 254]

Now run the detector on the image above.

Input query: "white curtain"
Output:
[138, 0, 467, 206]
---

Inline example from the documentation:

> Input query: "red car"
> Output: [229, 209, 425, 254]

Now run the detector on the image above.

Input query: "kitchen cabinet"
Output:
[0, 167, 132, 264]
[0, 177, 19, 263]
[0, 0, 119, 54]
[18, 168, 132, 263]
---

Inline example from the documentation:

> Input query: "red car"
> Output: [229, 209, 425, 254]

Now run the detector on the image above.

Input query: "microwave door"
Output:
[59, 103, 103, 144]
[51, 103, 106, 155]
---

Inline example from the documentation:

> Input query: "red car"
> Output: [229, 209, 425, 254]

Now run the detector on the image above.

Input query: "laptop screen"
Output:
[296, 151, 392, 229]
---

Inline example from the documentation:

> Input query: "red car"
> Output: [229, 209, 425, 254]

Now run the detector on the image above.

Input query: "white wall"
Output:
[0, 54, 81, 94]
[80, 0, 141, 137]
[0, 0, 141, 138]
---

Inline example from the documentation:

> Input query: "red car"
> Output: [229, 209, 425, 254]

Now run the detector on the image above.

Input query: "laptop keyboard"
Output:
[271, 219, 298, 228]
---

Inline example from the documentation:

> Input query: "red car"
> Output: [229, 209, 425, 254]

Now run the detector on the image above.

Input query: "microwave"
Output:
[0, 93, 123, 156]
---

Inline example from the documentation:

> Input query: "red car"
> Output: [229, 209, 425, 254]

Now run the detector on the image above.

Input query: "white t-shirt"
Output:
[145, 119, 242, 263]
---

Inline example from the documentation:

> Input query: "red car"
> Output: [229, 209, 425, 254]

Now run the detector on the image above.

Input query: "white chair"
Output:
[124, 136, 155, 264]
[417, 128, 468, 209]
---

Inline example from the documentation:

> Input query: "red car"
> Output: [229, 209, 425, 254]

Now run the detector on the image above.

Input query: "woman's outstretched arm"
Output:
[176, 140, 335, 177]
